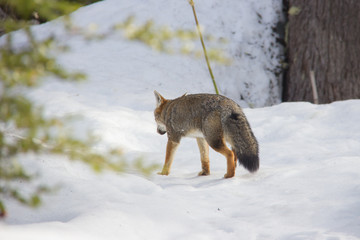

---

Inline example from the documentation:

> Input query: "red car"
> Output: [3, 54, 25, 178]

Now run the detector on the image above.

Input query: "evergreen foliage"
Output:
[0, 0, 128, 217]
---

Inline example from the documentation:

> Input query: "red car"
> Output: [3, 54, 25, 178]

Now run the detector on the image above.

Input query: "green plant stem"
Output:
[189, 0, 219, 95]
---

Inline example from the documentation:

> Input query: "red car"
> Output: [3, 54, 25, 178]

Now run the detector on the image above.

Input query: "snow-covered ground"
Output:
[1, 0, 360, 239]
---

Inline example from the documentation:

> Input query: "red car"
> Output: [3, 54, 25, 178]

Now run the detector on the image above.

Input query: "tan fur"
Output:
[154, 91, 259, 178]
[158, 140, 179, 175]
[196, 138, 210, 176]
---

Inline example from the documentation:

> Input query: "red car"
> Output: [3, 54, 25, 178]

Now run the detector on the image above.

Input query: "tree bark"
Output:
[283, 0, 360, 103]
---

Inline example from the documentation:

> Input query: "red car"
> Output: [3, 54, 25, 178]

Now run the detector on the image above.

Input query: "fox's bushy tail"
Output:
[224, 111, 259, 173]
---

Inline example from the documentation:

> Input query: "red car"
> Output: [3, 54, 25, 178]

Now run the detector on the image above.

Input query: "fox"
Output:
[153, 91, 259, 178]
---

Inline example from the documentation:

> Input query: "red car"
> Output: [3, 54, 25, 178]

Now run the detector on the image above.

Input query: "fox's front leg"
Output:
[196, 138, 210, 176]
[158, 139, 179, 175]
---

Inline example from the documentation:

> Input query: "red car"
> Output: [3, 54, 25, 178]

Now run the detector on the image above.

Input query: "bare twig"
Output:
[309, 70, 319, 104]
[188, 0, 219, 95]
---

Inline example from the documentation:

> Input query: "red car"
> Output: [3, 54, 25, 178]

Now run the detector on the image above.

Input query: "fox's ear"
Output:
[154, 90, 165, 107]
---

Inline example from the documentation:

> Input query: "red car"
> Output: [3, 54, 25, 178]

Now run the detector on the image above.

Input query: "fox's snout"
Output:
[156, 123, 167, 135]
[157, 127, 167, 135]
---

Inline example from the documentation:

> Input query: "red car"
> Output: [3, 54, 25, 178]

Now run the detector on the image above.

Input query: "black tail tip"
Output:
[239, 154, 259, 173]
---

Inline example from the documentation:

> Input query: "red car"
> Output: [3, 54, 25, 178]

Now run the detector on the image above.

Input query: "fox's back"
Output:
[168, 93, 241, 115]
[164, 94, 244, 133]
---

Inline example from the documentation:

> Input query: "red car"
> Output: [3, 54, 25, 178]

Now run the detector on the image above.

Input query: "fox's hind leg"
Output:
[196, 138, 210, 176]
[232, 148, 237, 168]
[203, 113, 236, 178]
[205, 135, 235, 178]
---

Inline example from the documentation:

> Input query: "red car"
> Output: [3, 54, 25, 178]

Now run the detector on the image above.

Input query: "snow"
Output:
[1, 0, 360, 239]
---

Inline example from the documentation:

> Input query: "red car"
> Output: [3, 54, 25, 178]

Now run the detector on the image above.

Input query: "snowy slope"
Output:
[15, 0, 284, 108]
[1, 0, 360, 240]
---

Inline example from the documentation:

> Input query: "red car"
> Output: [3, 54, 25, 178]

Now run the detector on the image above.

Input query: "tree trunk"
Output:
[283, 0, 360, 103]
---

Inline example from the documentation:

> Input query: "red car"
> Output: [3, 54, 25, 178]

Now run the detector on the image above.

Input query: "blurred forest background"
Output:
[2, 0, 359, 102]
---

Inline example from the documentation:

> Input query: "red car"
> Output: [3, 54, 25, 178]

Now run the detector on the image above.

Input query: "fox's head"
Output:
[154, 90, 168, 135]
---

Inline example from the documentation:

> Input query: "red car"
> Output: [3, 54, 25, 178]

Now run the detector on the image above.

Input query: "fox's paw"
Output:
[157, 171, 169, 176]
[198, 170, 210, 176]
[224, 173, 235, 178]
